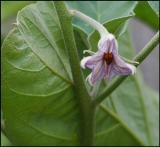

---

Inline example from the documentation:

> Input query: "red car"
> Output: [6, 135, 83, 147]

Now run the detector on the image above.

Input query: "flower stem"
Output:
[54, 2, 96, 146]
[94, 31, 159, 105]
[120, 56, 139, 65]
[69, 9, 109, 38]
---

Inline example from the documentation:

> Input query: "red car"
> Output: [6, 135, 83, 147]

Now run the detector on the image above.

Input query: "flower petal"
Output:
[103, 62, 113, 80]
[80, 56, 92, 69]
[98, 38, 110, 53]
[125, 63, 136, 75]
[113, 54, 136, 75]
[108, 70, 116, 80]
[98, 34, 117, 53]
[109, 38, 118, 54]
[80, 51, 103, 69]
[90, 61, 105, 85]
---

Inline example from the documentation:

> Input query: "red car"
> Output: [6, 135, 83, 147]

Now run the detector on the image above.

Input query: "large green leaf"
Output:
[2, 1, 159, 146]
[66, 1, 137, 34]
[2, 2, 79, 146]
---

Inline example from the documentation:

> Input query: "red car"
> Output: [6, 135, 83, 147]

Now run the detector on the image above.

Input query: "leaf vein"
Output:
[8, 85, 71, 97]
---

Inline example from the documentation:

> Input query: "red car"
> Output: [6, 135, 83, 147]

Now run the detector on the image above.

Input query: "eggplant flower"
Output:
[81, 34, 136, 85]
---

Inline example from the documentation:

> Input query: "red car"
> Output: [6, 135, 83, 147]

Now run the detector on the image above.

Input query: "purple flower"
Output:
[81, 34, 136, 85]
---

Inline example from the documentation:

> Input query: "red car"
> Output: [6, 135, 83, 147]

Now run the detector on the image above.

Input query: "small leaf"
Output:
[134, 1, 159, 30]
[2, 2, 79, 146]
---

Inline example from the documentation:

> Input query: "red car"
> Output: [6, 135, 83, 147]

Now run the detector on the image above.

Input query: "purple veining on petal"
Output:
[112, 54, 135, 75]
[104, 62, 113, 80]
[98, 34, 118, 54]
[90, 61, 105, 85]
[100, 39, 110, 53]
[81, 51, 103, 69]
[112, 64, 132, 75]
[114, 54, 128, 67]
[110, 39, 118, 54]
[108, 70, 116, 80]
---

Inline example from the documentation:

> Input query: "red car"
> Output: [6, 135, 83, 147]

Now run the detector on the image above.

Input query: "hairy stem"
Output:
[94, 31, 159, 105]
[54, 2, 96, 146]
[69, 9, 109, 38]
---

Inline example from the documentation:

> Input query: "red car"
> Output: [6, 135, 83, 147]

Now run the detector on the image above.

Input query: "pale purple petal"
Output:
[112, 64, 132, 75]
[125, 63, 136, 75]
[98, 34, 117, 54]
[104, 62, 113, 80]
[113, 54, 136, 75]
[80, 51, 103, 69]
[108, 70, 116, 80]
[109, 38, 118, 54]
[98, 38, 110, 53]
[90, 61, 105, 85]
[81, 56, 93, 69]
[114, 54, 129, 67]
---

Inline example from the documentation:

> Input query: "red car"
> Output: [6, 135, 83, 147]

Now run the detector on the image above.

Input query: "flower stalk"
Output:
[69, 9, 109, 38]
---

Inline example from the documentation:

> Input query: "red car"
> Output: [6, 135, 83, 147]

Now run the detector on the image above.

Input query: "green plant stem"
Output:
[69, 9, 109, 38]
[54, 2, 96, 146]
[94, 31, 159, 105]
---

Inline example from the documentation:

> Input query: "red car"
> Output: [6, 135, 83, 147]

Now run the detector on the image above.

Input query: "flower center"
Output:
[103, 52, 113, 65]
